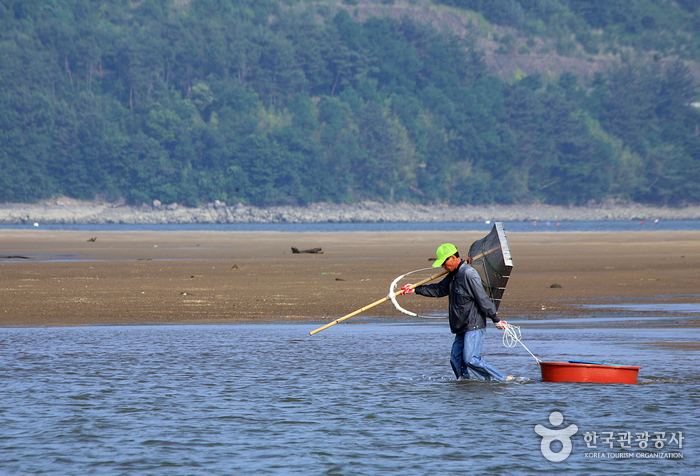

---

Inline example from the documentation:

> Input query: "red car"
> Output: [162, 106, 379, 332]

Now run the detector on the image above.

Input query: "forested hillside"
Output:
[1, 0, 699, 207]
[439, 0, 700, 60]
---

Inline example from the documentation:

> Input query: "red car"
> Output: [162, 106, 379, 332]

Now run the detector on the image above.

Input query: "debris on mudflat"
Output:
[291, 247, 323, 254]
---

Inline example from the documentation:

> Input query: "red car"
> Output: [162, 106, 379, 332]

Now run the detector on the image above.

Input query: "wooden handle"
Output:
[309, 270, 448, 336]
[469, 245, 500, 262]
[404, 269, 448, 290]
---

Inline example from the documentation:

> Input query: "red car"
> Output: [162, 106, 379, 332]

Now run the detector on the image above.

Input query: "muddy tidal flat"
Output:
[1, 230, 699, 328]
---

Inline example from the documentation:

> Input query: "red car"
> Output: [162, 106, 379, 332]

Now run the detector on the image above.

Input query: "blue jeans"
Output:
[451, 328, 505, 381]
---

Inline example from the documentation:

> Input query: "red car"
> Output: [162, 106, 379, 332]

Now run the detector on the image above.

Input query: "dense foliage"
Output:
[439, 0, 700, 59]
[1, 0, 698, 206]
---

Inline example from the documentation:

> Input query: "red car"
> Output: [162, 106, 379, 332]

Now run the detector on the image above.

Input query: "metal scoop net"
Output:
[468, 222, 513, 311]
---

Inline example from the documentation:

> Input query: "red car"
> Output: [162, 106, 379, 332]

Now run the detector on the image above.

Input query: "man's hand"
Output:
[400, 284, 414, 295]
[495, 320, 507, 330]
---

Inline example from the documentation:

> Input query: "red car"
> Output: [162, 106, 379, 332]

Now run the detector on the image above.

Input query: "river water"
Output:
[1, 318, 697, 475]
[4, 219, 700, 232]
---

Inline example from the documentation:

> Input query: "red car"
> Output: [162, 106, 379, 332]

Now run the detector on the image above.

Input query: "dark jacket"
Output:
[415, 260, 499, 333]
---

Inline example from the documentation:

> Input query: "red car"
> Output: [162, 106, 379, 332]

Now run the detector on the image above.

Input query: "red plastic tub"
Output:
[540, 361, 642, 384]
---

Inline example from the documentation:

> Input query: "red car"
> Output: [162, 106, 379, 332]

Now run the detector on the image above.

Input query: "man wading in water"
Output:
[401, 243, 513, 381]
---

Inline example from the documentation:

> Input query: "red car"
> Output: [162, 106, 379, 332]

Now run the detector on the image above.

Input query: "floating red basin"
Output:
[540, 361, 642, 384]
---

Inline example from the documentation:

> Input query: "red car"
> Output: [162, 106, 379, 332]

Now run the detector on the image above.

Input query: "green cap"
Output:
[432, 243, 458, 267]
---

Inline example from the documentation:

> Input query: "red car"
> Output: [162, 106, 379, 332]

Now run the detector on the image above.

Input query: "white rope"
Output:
[502, 323, 542, 363]
[388, 267, 445, 319]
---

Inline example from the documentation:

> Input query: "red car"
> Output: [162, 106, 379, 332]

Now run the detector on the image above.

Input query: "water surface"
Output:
[1, 321, 696, 474]
[4, 219, 700, 232]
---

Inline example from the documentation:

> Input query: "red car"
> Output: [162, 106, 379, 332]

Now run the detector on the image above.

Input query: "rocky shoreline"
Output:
[2, 198, 700, 225]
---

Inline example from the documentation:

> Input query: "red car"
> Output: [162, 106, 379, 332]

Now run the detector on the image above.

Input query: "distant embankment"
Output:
[1, 199, 700, 225]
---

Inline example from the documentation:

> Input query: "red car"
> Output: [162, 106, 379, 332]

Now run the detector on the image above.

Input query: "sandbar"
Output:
[1, 230, 698, 328]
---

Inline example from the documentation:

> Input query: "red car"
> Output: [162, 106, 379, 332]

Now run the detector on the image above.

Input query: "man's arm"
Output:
[414, 273, 450, 298]
[464, 268, 499, 321]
